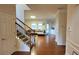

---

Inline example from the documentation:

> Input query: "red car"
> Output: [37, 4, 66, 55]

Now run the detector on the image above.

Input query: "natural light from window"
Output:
[31, 23, 43, 30]
[31, 23, 37, 29]
[38, 23, 42, 30]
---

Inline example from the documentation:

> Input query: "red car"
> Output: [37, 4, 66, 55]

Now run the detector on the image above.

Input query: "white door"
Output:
[0, 12, 16, 55]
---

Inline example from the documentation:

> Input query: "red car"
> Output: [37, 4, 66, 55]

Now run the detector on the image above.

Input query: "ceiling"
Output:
[25, 4, 67, 21]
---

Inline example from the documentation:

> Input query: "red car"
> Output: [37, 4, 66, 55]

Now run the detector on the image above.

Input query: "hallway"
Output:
[31, 35, 65, 55]
[0, 4, 79, 55]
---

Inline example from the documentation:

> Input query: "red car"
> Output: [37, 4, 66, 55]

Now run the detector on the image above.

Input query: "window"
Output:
[46, 24, 49, 33]
[38, 23, 42, 30]
[47, 24, 49, 29]
[31, 23, 43, 30]
[31, 23, 37, 29]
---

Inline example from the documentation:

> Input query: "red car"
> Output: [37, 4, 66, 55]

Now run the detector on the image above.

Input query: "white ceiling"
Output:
[24, 4, 67, 22]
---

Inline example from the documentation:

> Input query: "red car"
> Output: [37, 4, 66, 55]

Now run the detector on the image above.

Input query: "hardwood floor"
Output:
[12, 34, 65, 55]
[31, 34, 65, 55]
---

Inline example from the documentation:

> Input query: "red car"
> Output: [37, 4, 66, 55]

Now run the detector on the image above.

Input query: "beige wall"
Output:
[0, 5, 16, 55]
[0, 4, 15, 15]
[66, 5, 79, 55]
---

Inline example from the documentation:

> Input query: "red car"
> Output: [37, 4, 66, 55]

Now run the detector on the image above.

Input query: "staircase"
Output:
[17, 30, 31, 47]
[13, 18, 35, 55]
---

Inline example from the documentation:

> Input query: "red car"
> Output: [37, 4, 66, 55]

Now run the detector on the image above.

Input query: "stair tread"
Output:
[12, 51, 31, 55]
[19, 35, 26, 39]
[23, 38, 28, 41]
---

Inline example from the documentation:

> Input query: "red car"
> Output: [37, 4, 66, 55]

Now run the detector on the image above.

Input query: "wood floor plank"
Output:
[31, 35, 65, 55]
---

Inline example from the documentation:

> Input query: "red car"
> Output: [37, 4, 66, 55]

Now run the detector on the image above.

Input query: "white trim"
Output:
[65, 52, 70, 55]
[24, 5, 31, 10]
[67, 39, 79, 54]
[56, 41, 65, 45]
[67, 39, 79, 50]
[57, 42, 65, 45]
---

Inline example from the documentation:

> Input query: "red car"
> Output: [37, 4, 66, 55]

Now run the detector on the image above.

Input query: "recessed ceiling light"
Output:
[30, 16, 36, 19]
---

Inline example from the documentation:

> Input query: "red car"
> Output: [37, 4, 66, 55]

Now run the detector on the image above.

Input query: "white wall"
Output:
[55, 9, 67, 45]
[16, 4, 24, 22]
[16, 4, 26, 35]
[55, 15, 60, 44]
[16, 4, 31, 52]
[16, 38, 30, 52]
[66, 5, 79, 55]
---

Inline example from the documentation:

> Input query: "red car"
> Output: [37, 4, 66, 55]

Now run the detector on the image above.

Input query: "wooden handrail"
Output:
[16, 17, 34, 32]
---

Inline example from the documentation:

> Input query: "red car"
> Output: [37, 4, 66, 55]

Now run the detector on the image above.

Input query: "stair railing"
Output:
[16, 17, 35, 54]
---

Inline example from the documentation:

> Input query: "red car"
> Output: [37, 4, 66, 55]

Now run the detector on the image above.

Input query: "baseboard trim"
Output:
[56, 41, 66, 46]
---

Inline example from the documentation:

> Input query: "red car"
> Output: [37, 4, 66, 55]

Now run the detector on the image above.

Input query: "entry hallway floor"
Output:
[31, 35, 65, 55]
